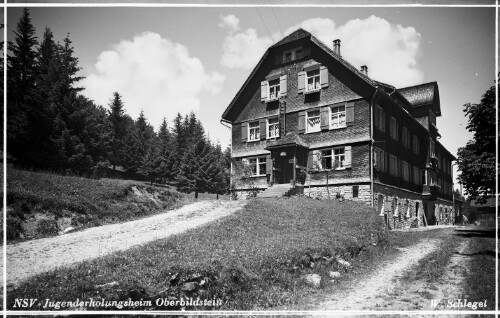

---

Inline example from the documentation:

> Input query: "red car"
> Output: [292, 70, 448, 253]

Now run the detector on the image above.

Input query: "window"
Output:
[413, 135, 419, 154]
[267, 118, 279, 139]
[390, 116, 398, 140]
[306, 69, 321, 92]
[248, 121, 260, 141]
[306, 110, 321, 133]
[353, 185, 359, 198]
[319, 147, 346, 169]
[248, 157, 266, 176]
[375, 105, 385, 132]
[283, 46, 303, 63]
[402, 161, 410, 181]
[405, 200, 411, 218]
[402, 127, 410, 148]
[389, 155, 399, 176]
[374, 148, 386, 172]
[393, 197, 399, 216]
[413, 166, 420, 185]
[268, 78, 280, 101]
[330, 105, 346, 129]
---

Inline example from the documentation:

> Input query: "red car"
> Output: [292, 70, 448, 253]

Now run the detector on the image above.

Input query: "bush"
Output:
[36, 219, 59, 236]
[7, 216, 24, 240]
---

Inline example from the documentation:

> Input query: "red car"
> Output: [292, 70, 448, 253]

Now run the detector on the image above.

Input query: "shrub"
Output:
[7, 216, 24, 240]
[36, 219, 59, 236]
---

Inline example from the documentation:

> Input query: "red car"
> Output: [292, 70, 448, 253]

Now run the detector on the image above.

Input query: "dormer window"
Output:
[261, 75, 287, 102]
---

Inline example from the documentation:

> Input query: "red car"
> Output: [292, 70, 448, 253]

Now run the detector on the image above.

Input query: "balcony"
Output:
[305, 82, 321, 94]
[266, 93, 280, 103]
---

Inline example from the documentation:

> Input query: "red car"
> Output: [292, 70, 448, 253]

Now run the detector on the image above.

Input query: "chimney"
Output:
[333, 39, 341, 56]
[360, 65, 368, 76]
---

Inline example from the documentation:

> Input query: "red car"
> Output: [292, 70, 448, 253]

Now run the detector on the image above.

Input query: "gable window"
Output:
[390, 117, 398, 140]
[306, 69, 321, 92]
[267, 117, 279, 139]
[330, 105, 346, 129]
[413, 135, 419, 154]
[247, 157, 266, 176]
[402, 127, 410, 148]
[261, 75, 287, 102]
[248, 121, 260, 141]
[306, 110, 321, 133]
[268, 79, 280, 100]
[283, 46, 303, 63]
[375, 105, 385, 132]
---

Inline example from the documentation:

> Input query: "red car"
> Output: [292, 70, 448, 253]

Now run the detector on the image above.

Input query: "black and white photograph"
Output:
[3, 3, 498, 316]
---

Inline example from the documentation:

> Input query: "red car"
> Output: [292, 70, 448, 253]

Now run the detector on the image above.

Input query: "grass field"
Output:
[7, 197, 387, 311]
[6, 168, 194, 241]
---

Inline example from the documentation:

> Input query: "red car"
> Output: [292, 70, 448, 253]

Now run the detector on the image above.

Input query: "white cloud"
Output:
[221, 15, 423, 87]
[284, 16, 423, 87]
[218, 14, 240, 33]
[82, 32, 225, 128]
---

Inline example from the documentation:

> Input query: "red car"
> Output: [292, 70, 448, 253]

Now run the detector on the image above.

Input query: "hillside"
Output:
[8, 197, 387, 310]
[6, 168, 188, 241]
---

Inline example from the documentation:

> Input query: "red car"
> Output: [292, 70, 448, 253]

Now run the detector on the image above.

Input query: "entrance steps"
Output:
[258, 184, 294, 198]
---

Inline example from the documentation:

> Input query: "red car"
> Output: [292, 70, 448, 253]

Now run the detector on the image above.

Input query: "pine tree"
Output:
[7, 8, 39, 165]
[107, 92, 127, 171]
[123, 111, 156, 174]
[157, 117, 175, 182]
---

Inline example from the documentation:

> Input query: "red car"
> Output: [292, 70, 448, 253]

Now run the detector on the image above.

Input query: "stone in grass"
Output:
[61, 227, 76, 235]
[303, 274, 321, 288]
[181, 282, 199, 292]
[329, 271, 341, 279]
[95, 281, 119, 289]
[337, 258, 351, 269]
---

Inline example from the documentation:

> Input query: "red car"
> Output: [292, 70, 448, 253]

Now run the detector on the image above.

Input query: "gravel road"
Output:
[7, 200, 245, 287]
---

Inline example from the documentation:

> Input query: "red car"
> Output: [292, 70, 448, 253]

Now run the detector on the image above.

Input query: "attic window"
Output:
[283, 46, 303, 63]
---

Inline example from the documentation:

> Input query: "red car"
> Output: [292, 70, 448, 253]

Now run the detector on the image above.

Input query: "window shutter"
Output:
[259, 119, 266, 140]
[320, 66, 329, 88]
[373, 148, 378, 168]
[279, 75, 287, 96]
[320, 107, 329, 130]
[266, 154, 272, 174]
[241, 122, 248, 142]
[346, 102, 355, 126]
[297, 71, 306, 94]
[345, 146, 352, 168]
[298, 111, 306, 134]
[307, 151, 314, 170]
[261, 81, 268, 101]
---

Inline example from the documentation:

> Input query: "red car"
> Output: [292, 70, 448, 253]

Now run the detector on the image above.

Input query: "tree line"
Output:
[7, 8, 230, 198]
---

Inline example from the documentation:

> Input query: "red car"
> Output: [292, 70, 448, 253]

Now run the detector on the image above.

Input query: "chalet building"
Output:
[221, 29, 455, 229]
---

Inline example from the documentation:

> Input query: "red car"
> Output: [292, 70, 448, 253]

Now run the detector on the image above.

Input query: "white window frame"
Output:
[267, 117, 279, 139]
[248, 121, 260, 142]
[268, 78, 280, 101]
[306, 110, 321, 133]
[330, 105, 346, 129]
[305, 68, 321, 93]
[321, 147, 346, 170]
[248, 156, 267, 176]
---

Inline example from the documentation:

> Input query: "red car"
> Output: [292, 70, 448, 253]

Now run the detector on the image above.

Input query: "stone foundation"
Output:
[303, 184, 371, 202]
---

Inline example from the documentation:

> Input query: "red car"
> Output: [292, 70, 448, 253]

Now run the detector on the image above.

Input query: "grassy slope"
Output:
[6, 168, 188, 241]
[8, 197, 386, 311]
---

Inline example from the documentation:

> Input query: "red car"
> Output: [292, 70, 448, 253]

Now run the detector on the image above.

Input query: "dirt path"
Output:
[7, 200, 245, 288]
[319, 239, 441, 311]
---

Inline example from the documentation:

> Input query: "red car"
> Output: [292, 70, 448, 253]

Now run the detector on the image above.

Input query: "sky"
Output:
[7, 6, 496, 190]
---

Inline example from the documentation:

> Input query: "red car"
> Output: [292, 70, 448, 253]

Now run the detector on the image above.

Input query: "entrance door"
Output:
[276, 152, 293, 184]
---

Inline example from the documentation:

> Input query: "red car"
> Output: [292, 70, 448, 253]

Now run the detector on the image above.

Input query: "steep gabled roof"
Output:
[221, 28, 377, 122]
[398, 82, 441, 116]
